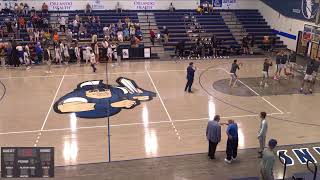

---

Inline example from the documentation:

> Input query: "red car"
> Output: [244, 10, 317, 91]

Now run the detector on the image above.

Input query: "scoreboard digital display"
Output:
[1, 147, 54, 178]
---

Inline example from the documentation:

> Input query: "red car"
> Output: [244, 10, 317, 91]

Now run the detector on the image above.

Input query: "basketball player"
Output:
[260, 58, 272, 87]
[273, 51, 281, 80]
[90, 49, 97, 73]
[229, 59, 241, 87]
[300, 60, 315, 94]
[278, 50, 288, 80]
[310, 57, 320, 93]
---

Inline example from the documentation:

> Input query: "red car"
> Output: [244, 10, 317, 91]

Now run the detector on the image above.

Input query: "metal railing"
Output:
[306, 159, 318, 180]
[278, 152, 288, 180]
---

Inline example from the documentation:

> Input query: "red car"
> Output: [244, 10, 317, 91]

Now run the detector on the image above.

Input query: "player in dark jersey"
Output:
[229, 59, 241, 87]
[310, 58, 320, 93]
[273, 51, 281, 80]
[300, 60, 315, 94]
[260, 58, 273, 87]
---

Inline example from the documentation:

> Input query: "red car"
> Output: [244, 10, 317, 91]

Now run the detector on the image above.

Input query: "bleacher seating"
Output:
[0, 9, 286, 57]
[234, 9, 286, 49]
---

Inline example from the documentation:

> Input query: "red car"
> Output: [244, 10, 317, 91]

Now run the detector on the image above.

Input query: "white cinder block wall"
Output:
[257, 1, 315, 51]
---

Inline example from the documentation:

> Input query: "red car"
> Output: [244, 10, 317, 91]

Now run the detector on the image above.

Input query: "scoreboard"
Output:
[1, 147, 54, 178]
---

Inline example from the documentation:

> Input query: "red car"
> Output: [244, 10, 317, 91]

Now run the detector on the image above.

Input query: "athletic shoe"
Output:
[309, 89, 313, 94]
[224, 158, 232, 164]
[299, 88, 303, 93]
[264, 83, 268, 88]
[232, 157, 237, 161]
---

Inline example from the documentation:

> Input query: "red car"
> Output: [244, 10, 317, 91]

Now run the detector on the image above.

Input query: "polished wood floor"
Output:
[1, 58, 320, 167]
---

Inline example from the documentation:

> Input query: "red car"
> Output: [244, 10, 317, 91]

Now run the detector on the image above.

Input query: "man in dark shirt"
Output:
[260, 58, 272, 87]
[278, 51, 288, 79]
[274, 51, 282, 80]
[310, 58, 320, 93]
[185, 62, 196, 93]
[229, 59, 240, 87]
[300, 60, 315, 94]
[288, 50, 296, 76]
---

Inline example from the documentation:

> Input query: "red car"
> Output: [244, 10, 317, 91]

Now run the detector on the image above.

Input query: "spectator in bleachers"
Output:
[115, 2, 122, 13]
[117, 30, 124, 42]
[163, 26, 169, 43]
[58, 16, 66, 33]
[14, 3, 20, 14]
[169, 2, 175, 12]
[103, 26, 110, 38]
[66, 29, 73, 46]
[242, 36, 249, 54]
[85, 3, 92, 14]
[34, 29, 40, 42]
[35, 42, 43, 64]
[149, 29, 156, 46]
[42, 17, 49, 29]
[136, 28, 143, 41]
[5, 17, 14, 33]
[44, 30, 51, 40]
[117, 19, 123, 29]
[129, 25, 135, 36]
[42, 3, 48, 15]
[53, 31, 59, 43]
[196, 5, 203, 14]
[18, 16, 26, 29]
[26, 20, 33, 34]
[123, 28, 130, 41]
[23, 3, 29, 15]
[125, 16, 131, 25]
[30, 7, 36, 16]
[91, 33, 98, 43]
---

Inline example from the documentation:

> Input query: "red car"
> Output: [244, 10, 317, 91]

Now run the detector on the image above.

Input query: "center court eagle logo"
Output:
[53, 77, 156, 118]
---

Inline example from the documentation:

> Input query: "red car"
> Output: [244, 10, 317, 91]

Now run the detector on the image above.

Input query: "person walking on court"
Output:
[206, 115, 221, 159]
[260, 139, 278, 180]
[185, 62, 196, 93]
[225, 119, 238, 163]
[229, 59, 241, 87]
[260, 58, 272, 88]
[258, 112, 268, 158]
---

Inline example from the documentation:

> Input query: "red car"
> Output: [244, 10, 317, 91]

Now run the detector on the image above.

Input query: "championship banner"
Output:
[133, 0, 156, 10]
[48, 0, 74, 11]
[122, 49, 129, 59]
[144, 48, 151, 58]
[91, 0, 105, 10]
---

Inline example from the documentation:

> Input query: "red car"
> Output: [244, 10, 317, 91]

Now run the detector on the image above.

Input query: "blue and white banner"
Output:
[200, 0, 236, 7]
[262, 0, 319, 22]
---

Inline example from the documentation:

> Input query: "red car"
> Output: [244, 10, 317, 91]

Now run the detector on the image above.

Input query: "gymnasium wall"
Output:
[257, 0, 315, 51]
[9, 0, 260, 11]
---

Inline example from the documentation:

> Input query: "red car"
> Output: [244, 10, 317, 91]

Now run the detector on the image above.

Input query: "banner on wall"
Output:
[201, 0, 236, 8]
[48, 1, 74, 11]
[91, 0, 105, 10]
[261, 0, 319, 22]
[122, 49, 129, 59]
[134, 0, 156, 10]
[144, 48, 151, 58]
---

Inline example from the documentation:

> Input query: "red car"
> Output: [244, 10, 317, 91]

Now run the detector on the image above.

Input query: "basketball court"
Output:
[1, 57, 320, 167]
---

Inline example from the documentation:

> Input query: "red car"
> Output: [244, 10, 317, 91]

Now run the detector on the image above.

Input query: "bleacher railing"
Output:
[306, 159, 318, 180]
[278, 152, 287, 180]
